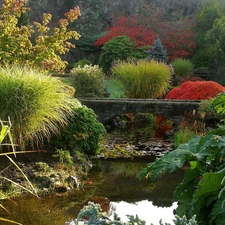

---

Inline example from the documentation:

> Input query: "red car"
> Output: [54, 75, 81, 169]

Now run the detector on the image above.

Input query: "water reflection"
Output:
[0, 158, 184, 225]
[111, 200, 178, 224]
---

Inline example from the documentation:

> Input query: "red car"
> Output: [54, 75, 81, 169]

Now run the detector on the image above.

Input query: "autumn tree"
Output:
[94, 16, 157, 48]
[95, 15, 196, 62]
[159, 20, 196, 61]
[0, 0, 81, 72]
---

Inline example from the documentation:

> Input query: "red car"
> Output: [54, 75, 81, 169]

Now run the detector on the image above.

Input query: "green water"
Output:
[0, 158, 184, 225]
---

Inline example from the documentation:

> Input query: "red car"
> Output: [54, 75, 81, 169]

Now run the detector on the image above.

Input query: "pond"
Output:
[0, 157, 184, 225]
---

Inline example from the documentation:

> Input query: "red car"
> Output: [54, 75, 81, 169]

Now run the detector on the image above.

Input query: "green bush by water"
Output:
[0, 65, 74, 150]
[70, 64, 105, 97]
[50, 101, 106, 156]
[112, 59, 172, 98]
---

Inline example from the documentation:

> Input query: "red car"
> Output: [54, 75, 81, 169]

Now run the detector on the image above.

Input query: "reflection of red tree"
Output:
[165, 81, 225, 100]
[89, 196, 111, 213]
[154, 115, 172, 138]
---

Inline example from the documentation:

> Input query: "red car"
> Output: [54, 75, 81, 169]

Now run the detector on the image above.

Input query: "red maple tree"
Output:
[95, 16, 196, 61]
[160, 20, 196, 61]
[94, 17, 157, 48]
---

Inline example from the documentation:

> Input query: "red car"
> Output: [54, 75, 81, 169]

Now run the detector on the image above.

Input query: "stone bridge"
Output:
[78, 98, 201, 124]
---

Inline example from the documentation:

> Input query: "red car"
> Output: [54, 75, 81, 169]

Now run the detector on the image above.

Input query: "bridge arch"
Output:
[79, 98, 201, 124]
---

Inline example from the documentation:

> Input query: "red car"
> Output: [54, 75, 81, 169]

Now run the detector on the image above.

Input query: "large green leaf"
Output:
[209, 124, 225, 136]
[182, 167, 202, 185]
[194, 172, 225, 199]
[150, 157, 186, 180]
[140, 135, 214, 181]
[210, 192, 225, 225]
[175, 188, 195, 217]
[210, 91, 225, 115]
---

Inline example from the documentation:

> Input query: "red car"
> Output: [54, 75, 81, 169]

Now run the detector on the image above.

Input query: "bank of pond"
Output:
[0, 157, 184, 225]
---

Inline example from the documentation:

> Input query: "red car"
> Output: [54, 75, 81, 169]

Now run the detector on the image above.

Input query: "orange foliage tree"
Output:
[0, 0, 81, 72]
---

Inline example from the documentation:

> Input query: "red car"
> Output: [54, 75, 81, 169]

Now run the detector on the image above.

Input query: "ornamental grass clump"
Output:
[112, 59, 172, 98]
[0, 65, 74, 150]
[70, 64, 105, 97]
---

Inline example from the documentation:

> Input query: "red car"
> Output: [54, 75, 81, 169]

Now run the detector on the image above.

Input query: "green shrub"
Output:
[0, 65, 74, 150]
[70, 64, 105, 97]
[98, 35, 146, 74]
[112, 59, 172, 98]
[52, 149, 73, 168]
[50, 102, 106, 156]
[172, 58, 193, 77]
[141, 126, 225, 224]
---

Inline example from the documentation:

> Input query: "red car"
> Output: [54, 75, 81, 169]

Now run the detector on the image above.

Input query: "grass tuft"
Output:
[0, 65, 74, 149]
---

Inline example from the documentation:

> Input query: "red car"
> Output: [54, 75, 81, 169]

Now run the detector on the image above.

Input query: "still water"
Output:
[0, 157, 183, 225]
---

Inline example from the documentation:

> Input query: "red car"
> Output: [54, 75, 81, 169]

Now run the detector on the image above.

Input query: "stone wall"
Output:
[79, 98, 200, 124]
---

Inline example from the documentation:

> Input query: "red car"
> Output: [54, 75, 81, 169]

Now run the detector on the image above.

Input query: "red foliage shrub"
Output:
[94, 17, 157, 48]
[165, 81, 225, 100]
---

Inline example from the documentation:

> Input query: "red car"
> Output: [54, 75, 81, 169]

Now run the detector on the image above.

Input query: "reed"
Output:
[0, 119, 38, 224]
[112, 59, 172, 98]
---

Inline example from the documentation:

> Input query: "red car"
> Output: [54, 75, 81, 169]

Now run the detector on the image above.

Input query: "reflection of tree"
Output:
[151, 170, 184, 207]
[91, 159, 184, 207]
[100, 158, 150, 179]
[89, 196, 111, 213]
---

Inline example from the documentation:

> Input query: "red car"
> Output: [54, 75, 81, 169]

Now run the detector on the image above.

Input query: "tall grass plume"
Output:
[0, 65, 74, 150]
[112, 59, 172, 99]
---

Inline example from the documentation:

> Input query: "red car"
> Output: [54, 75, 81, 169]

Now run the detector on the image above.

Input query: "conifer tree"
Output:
[145, 38, 168, 63]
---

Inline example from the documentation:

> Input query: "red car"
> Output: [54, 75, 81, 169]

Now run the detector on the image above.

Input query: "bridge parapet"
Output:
[78, 98, 201, 124]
